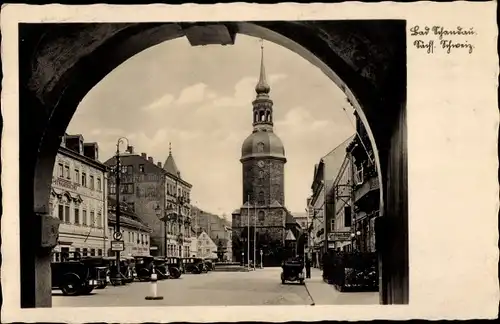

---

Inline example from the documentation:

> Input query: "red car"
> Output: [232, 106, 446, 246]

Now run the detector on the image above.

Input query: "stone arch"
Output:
[19, 20, 407, 306]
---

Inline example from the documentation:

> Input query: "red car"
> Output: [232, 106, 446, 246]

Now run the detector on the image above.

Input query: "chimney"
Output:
[127, 146, 134, 154]
[141, 153, 147, 159]
[83, 142, 99, 161]
[148, 157, 154, 163]
[157, 162, 162, 168]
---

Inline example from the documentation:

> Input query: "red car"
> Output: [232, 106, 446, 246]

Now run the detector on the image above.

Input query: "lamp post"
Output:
[177, 196, 186, 257]
[114, 137, 130, 282]
[350, 231, 361, 251]
[154, 205, 163, 257]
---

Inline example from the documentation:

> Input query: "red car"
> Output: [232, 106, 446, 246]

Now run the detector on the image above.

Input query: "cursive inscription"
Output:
[410, 25, 476, 54]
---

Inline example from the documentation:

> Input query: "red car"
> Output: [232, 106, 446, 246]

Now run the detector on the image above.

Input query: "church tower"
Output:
[232, 41, 293, 267]
[240, 41, 287, 207]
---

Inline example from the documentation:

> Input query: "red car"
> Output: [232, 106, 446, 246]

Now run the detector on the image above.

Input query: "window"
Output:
[90, 175, 94, 190]
[97, 212, 102, 228]
[64, 205, 70, 223]
[58, 204, 64, 221]
[355, 165, 364, 184]
[82, 210, 87, 226]
[90, 211, 95, 227]
[127, 165, 133, 175]
[74, 207, 80, 225]
[49, 202, 54, 216]
[82, 248, 88, 257]
[128, 231, 131, 242]
[75, 169, 80, 183]
[81, 172, 87, 187]
[258, 210, 265, 221]
[120, 184, 134, 194]
[330, 219, 335, 232]
[258, 191, 265, 205]
[65, 165, 70, 179]
[120, 165, 127, 174]
[97, 177, 101, 191]
[110, 183, 116, 194]
[58, 163, 64, 177]
[139, 164, 145, 173]
[90, 249, 95, 256]
[98, 249, 102, 256]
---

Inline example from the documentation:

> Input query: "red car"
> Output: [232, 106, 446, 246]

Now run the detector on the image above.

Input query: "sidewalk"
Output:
[305, 268, 379, 305]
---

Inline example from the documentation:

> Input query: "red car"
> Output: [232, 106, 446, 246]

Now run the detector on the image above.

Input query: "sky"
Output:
[68, 34, 355, 219]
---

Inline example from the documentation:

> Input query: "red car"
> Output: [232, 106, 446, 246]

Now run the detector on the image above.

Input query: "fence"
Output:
[322, 251, 378, 291]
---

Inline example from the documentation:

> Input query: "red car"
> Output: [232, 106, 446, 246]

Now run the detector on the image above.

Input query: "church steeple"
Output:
[252, 39, 273, 130]
[255, 40, 270, 95]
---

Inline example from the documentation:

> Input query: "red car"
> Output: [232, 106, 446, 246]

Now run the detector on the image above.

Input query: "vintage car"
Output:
[165, 257, 183, 279]
[51, 255, 108, 296]
[101, 256, 135, 285]
[280, 257, 305, 285]
[133, 256, 170, 281]
[181, 257, 206, 274]
[204, 259, 215, 271]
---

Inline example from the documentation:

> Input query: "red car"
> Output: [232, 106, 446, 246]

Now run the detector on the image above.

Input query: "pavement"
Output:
[52, 267, 379, 307]
[52, 268, 312, 307]
[305, 268, 380, 305]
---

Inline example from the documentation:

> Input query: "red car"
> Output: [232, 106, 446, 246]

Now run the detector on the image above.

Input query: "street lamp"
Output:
[350, 231, 361, 251]
[177, 196, 186, 257]
[154, 204, 163, 257]
[113, 136, 130, 283]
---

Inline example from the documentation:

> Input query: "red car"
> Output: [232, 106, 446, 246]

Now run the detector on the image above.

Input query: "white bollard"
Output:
[145, 266, 164, 300]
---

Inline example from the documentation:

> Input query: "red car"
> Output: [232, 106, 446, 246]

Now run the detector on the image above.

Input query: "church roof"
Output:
[285, 229, 296, 241]
[163, 142, 181, 179]
[241, 130, 286, 161]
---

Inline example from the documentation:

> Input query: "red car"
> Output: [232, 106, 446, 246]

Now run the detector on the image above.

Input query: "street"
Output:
[52, 268, 313, 307]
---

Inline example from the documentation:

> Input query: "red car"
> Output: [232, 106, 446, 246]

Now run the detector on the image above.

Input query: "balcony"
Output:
[354, 175, 380, 202]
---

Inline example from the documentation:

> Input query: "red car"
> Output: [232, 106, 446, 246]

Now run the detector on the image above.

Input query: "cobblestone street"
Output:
[52, 268, 379, 307]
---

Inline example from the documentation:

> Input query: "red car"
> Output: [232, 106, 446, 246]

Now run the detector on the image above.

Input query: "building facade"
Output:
[104, 146, 194, 258]
[163, 145, 193, 258]
[331, 153, 354, 251]
[192, 207, 232, 261]
[347, 112, 380, 252]
[308, 136, 354, 266]
[50, 134, 108, 261]
[196, 231, 218, 259]
[232, 46, 300, 267]
[107, 198, 152, 257]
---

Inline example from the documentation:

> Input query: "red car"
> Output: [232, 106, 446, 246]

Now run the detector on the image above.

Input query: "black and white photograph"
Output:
[1, 2, 498, 322]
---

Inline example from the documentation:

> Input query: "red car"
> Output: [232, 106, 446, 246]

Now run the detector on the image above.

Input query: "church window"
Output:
[258, 191, 265, 205]
[257, 142, 264, 153]
[258, 210, 265, 221]
[259, 170, 264, 179]
[260, 111, 266, 121]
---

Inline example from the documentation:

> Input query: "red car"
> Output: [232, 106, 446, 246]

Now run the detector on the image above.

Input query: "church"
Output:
[231, 43, 301, 267]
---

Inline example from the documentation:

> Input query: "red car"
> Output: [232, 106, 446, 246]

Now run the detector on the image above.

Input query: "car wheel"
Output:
[60, 276, 82, 296]
[169, 267, 181, 279]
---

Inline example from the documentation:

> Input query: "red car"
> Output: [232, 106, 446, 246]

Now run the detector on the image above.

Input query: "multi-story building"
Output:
[50, 134, 108, 261]
[191, 207, 232, 261]
[163, 145, 193, 258]
[308, 135, 354, 267]
[104, 145, 194, 258]
[346, 111, 380, 252]
[196, 231, 218, 259]
[107, 198, 152, 257]
[331, 153, 354, 251]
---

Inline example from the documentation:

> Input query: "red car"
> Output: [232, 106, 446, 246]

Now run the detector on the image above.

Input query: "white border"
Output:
[1, 2, 499, 322]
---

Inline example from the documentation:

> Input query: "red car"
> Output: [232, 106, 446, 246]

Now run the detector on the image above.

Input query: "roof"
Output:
[240, 130, 286, 162]
[163, 150, 181, 179]
[108, 212, 152, 233]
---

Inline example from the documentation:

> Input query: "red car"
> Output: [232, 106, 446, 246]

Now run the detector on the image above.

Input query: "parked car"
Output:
[133, 256, 169, 281]
[165, 257, 183, 279]
[51, 255, 108, 296]
[182, 257, 205, 274]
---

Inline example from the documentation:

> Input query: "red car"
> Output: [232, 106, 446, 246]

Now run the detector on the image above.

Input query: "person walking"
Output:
[305, 256, 311, 279]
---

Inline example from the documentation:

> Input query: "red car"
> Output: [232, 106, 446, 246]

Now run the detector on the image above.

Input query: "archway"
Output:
[19, 20, 407, 307]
